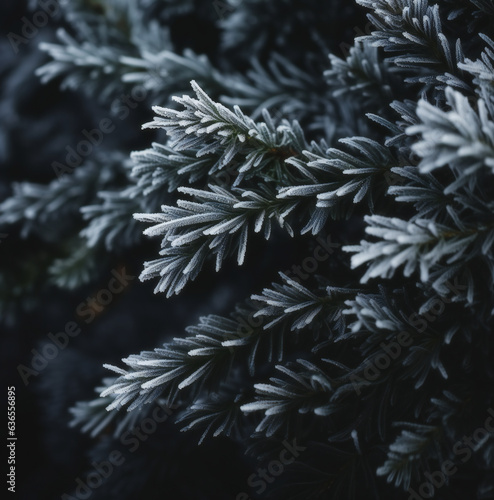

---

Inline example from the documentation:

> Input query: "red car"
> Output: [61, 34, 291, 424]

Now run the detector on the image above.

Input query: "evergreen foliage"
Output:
[2, 0, 494, 499]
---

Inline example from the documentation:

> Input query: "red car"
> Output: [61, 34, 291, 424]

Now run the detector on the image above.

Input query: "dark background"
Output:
[1, 2, 365, 499]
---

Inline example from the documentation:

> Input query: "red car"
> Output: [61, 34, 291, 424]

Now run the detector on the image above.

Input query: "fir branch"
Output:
[70, 377, 175, 438]
[81, 188, 149, 250]
[408, 87, 494, 188]
[143, 80, 308, 184]
[342, 289, 453, 391]
[101, 275, 351, 412]
[0, 157, 123, 242]
[134, 184, 296, 296]
[278, 136, 398, 231]
[252, 274, 350, 334]
[48, 238, 101, 289]
[130, 142, 220, 194]
[459, 34, 494, 98]
[326, 39, 396, 108]
[177, 389, 249, 445]
[346, 215, 493, 285]
[356, 0, 468, 91]
[241, 360, 334, 437]
[386, 166, 453, 222]
[221, 53, 330, 123]
[376, 423, 443, 490]
[99, 312, 249, 411]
